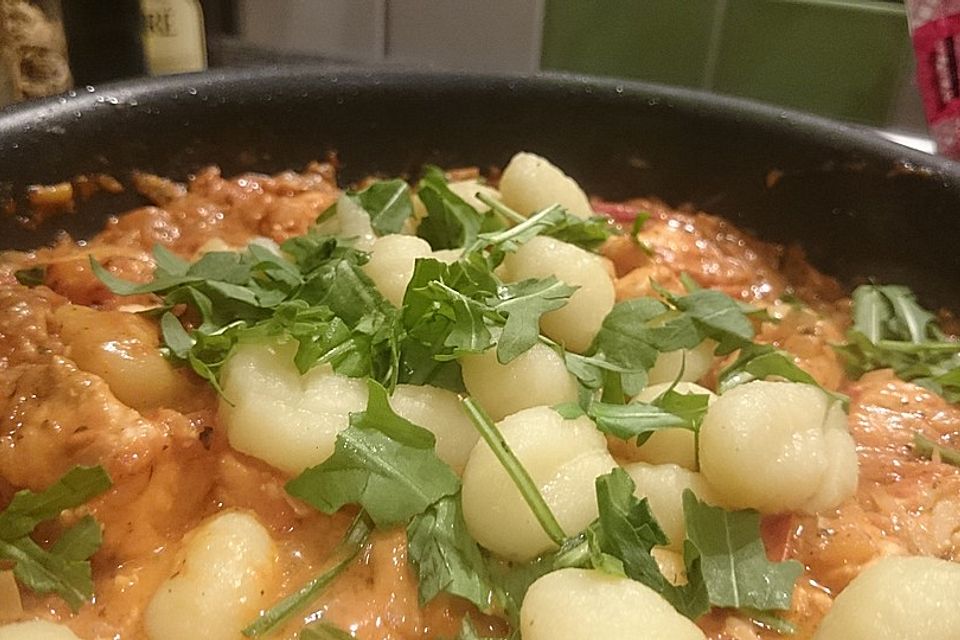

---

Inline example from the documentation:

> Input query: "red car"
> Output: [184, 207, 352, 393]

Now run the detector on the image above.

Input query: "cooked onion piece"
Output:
[699, 381, 858, 514]
[499, 152, 593, 219]
[520, 568, 706, 640]
[813, 556, 960, 640]
[619, 382, 717, 469]
[501, 236, 615, 353]
[362, 234, 433, 306]
[623, 461, 714, 551]
[219, 341, 367, 474]
[461, 407, 616, 561]
[645, 340, 716, 386]
[0, 620, 81, 640]
[447, 179, 501, 213]
[461, 343, 579, 421]
[145, 511, 277, 640]
[389, 383, 478, 474]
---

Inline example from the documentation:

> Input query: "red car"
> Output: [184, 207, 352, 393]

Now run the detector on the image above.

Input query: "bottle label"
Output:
[913, 14, 960, 124]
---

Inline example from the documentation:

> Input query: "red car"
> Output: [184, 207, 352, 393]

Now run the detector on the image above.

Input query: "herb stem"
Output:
[913, 432, 960, 467]
[461, 397, 567, 547]
[242, 512, 374, 637]
[475, 193, 527, 224]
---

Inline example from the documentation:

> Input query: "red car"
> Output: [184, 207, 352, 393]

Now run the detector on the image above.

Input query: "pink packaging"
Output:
[907, 0, 960, 157]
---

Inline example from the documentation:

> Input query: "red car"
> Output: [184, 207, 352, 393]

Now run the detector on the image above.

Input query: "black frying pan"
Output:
[1, 67, 958, 308]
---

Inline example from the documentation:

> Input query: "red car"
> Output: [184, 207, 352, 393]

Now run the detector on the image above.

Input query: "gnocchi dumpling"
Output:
[0, 621, 81, 640]
[219, 341, 367, 474]
[461, 343, 580, 422]
[615, 382, 717, 469]
[645, 339, 717, 386]
[447, 179, 501, 213]
[361, 234, 433, 306]
[389, 383, 479, 474]
[501, 236, 615, 353]
[623, 462, 715, 551]
[144, 511, 278, 640]
[499, 152, 593, 219]
[520, 568, 706, 640]
[315, 194, 376, 249]
[699, 381, 858, 514]
[813, 556, 960, 640]
[462, 407, 616, 561]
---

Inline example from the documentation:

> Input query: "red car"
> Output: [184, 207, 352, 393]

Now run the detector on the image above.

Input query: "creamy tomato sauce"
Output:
[0, 164, 957, 639]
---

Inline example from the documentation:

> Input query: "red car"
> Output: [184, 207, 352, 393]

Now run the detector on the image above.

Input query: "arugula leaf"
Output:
[244, 513, 373, 637]
[586, 401, 693, 445]
[285, 380, 459, 527]
[682, 491, 802, 611]
[492, 277, 576, 363]
[348, 179, 414, 236]
[838, 284, 960, 404]
[475, 195, 617, 253]
[589, 470, 709, 619]
[662, 287, 754, 355]
[718, 343, 817, 392]
[417, 166, 483, 250]
[0, 466, 111, 611]
[300, 622, 354, 640]
[0, 466, 111, 541]
[913, 432, 960, 467]
[406, 494, 493, 609]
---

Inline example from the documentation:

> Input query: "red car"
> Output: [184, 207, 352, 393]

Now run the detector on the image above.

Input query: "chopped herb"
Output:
[476, 194, 618, 253]
[286, 380, 459, 527]
[13, 266, 45, 287]
[299, 622, 355, 640]
[0, 466, 112, 611]
[407, 494, 494, 609]
[417, 166, 484, 250]
[837, 284, 960, 403]
[913, 432, 960, 467]
[586, 400, 695, 445]
[347, 179, 414, 236]
[244, 513, 373, 637]
[682, 491, 802, 612]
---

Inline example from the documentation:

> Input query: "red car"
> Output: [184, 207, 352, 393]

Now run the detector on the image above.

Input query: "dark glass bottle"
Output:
[60, 0, 146, 85]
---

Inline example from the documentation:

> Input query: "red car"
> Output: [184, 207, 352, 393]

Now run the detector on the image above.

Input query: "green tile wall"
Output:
[541, 0, 912, 126]
[540, 0, 720, 88]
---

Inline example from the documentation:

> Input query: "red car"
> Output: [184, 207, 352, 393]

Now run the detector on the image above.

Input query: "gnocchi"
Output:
[0, 620, 81, 640]
[645, 339, 717, 386]
[447, 179, 501, 213]
[388, 383, 479, 473]
[501, 235, 615, 353]
[623, 461, 715, 551]
[144, 511, 278, 640]
[460, 342, 580, 421]
[219, 341, 367, 474]
[461, 407, 616, 561]
[813, 556, 960, 640]
[314, 194, 376, 249]
[361, 234, 433, 306]
[499, 152, 594, 219]
[698, 381, 858, 514]
[620, 382, 717, 469]
[520, 568, 706, 640]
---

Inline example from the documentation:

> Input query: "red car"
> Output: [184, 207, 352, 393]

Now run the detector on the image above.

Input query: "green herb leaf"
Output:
[586, 401, 693, 445]
[682, 490, 802, 611]
[285, 380, 459, 528]
[0, 466, 111, 611]
[665, 288, 754, 355]
[417, 167, 483, 250]
[406, 494, 493, 609]
[14, 266, 45, 287]
[838, 284, 960, 404]
[244, 513, 373, 637]
[348, 179, 414, 236]
[0, 466, 111, 541]
[913, 432, 960, 467]
[492, 277, 576, 363]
